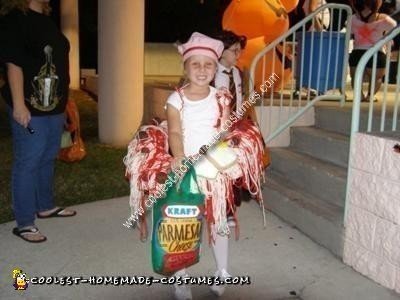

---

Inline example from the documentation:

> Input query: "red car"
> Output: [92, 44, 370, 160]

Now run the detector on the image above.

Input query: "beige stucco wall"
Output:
[144, 43, 182, 76]
[255, 106, 315, 147]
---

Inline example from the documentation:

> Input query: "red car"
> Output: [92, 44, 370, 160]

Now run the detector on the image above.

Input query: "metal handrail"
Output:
[349, 26, 400, 133]
[345, 25, 400, 222]
[248, 4, 353, 144]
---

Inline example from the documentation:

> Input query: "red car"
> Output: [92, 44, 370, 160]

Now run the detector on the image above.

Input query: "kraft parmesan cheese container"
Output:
[151, 166, 205, 276]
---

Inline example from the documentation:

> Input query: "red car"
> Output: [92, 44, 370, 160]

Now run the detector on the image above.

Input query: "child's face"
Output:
[220, 42, 242, 68]
[184, 55, 217, 87]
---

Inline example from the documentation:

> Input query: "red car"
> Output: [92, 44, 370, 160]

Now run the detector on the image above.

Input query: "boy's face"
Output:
[184, 55, 217, 87]
[220, 42, 242, 68]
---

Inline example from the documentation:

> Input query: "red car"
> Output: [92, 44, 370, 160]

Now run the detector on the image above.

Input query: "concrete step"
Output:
[263, 174, 344, 257]
[315, 106, 400, 136]
[270, 148, 347, 208]
[315, 106, 353, 135]
[291, 126, 349, 168]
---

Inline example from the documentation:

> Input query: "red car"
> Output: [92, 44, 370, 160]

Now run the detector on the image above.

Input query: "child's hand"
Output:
[171, 156, 186, 171]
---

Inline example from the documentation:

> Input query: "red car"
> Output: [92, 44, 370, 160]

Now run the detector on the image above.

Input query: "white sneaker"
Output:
[227, 216, 236, 228]
[174, 284, 192, 300]
[210, 269, 231, 297]
[174, 271, 192, 300]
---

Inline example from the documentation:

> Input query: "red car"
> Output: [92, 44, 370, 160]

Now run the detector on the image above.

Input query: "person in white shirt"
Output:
[349, 0, 397, 102]
[125, 32, 265, 300]
[167, 32, 231, 300]
[213, 31, 252, 226]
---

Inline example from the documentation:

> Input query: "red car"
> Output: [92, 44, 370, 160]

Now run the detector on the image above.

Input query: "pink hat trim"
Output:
[182, 46, 219, 59]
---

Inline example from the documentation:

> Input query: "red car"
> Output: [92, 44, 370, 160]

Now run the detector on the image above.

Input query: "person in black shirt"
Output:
[0, 0, 76, 243]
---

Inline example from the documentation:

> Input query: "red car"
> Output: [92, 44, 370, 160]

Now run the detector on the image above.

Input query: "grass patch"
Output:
[0, 90, 129, 224]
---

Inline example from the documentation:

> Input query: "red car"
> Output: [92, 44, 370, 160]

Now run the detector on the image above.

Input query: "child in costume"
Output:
[124, 32, 265, 299]
[213, 30, 247, 114]
[349, 0, 396, 102]
[213, 30, 252, 227]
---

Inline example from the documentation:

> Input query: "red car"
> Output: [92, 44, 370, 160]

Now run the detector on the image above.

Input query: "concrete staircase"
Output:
[263, 105, 351, 258]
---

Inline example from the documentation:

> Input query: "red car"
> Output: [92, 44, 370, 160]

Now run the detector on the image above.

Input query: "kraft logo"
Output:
[165, 205, 200, 218]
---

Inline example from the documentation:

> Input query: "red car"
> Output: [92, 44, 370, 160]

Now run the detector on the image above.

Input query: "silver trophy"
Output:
[31, 45, 59, 111]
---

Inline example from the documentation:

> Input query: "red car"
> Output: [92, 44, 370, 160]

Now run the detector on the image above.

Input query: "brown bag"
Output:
[58, 99, 86, 162]
[262, 146, 271, 168]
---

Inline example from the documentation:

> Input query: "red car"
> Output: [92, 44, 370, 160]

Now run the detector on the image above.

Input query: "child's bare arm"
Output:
[222, 101, 231, 122]
[166, 104, 185, 160]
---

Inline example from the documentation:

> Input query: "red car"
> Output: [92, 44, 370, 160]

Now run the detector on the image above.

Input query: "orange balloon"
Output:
[222, 0, 294, 40]
[222, 0, 297, 91]
[237, 37, 292, 92]
[280, 0, 299, 13]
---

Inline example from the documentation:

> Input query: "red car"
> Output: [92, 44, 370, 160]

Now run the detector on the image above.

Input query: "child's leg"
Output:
[351, 67, 369, 100]
[173, 268, 192, 300]
[174, 269, 189, 277]
[210, 229, 230, 296]
[371, 68, 385, 96]
[350, 67, 356, 90]
[211, 232, 229, 271]
[364, 68, 385, 100]
[350, 50, 369, 100]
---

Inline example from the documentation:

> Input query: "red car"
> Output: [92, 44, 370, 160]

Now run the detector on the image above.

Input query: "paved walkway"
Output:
[1, 197, 399, 300]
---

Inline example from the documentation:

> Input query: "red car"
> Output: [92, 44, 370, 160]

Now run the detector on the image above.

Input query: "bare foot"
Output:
[37, 207, 76, 218]
[13, 226, 47, 243]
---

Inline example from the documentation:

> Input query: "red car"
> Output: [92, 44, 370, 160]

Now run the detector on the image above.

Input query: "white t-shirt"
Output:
[166, 86, 219, 156]
[351, 14, 397, 51]
[303, 0, 330, 30]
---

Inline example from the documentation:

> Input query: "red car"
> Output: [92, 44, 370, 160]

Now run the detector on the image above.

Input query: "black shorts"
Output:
[349, 49, 387, 68]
